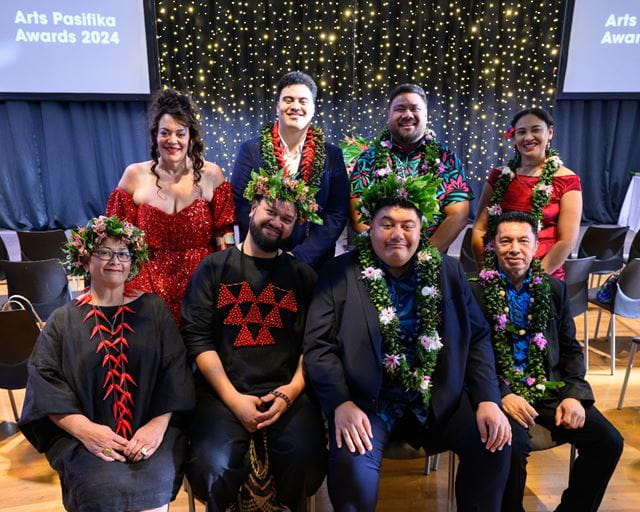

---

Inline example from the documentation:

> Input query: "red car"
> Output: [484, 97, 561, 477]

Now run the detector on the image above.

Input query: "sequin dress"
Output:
[487, 169, 581, 279]
[106, 182, 235, 323]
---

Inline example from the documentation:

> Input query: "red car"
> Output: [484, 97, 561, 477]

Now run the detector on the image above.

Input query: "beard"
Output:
[249, 218, 289, 253]
[389, 124, 423, 147]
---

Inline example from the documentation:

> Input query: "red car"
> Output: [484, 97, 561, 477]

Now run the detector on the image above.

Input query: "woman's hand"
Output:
[124, 413, 171, 462]
[50, 414, 128, 462]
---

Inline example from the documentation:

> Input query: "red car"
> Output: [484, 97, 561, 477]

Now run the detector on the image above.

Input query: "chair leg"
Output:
[7, 390, 19, 422]
[617, 340, 638, 409]
[609, 314, 616, 375]
[432, 452, 441, 471]
[583, 312, 589, 371]
[184, 477, 196, 512]
[447, 451, 456, 511]
[569, 444, 577, 477]
[424, 455, 432, 475]
[594, 307, 603, 339]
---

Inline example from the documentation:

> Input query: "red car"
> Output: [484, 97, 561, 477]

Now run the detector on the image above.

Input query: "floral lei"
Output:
[486, 148, 563, 236]
[63, 215, 148, 281]
[260, 122, 326, 189]
[371, 127, 443, 180]
[357, 235, 443, 404]
[479, 250, 564, 403]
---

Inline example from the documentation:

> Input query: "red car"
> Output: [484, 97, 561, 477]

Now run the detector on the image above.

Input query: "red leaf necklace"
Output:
[76, 292, 137, 439]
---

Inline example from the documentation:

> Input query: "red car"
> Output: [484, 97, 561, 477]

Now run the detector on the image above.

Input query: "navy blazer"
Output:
[230, 136, 349, 268]
[303, 251, 502, 427]
[470, 278, 594, 407]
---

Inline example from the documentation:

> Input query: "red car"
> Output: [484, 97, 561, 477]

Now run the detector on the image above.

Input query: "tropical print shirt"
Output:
[350, 136, 473, 235]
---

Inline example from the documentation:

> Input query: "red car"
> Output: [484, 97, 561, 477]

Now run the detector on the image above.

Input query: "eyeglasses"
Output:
[92, 248, 133, 262]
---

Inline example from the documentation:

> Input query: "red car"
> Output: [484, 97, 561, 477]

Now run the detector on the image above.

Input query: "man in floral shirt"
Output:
[349, 83, 471, 251]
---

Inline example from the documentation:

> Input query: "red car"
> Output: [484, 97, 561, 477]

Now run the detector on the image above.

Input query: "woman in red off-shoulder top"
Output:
[107, 89, 235, 323]
[472, 108, 582, 279]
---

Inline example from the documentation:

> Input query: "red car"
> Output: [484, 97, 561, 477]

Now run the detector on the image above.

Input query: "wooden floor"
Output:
[1, 307, 639, 511]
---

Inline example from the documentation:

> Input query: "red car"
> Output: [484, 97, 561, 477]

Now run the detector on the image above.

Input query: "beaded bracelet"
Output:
[271, 389, 291, 409]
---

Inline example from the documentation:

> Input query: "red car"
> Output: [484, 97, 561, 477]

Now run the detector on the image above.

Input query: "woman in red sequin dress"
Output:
[472, 108, 582, 279]
[107, 89, 235, 322]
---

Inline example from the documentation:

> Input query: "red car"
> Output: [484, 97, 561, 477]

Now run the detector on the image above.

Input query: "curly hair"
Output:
[148, 88, 205, 191]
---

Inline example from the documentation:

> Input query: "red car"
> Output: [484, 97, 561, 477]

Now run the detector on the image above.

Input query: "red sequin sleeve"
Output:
[105, 187, 138, 223]
[210, 181, 236, 237]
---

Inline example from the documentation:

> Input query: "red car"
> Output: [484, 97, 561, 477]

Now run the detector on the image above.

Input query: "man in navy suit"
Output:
[231, 71, 348, 269]
[303, 173, 512, 511]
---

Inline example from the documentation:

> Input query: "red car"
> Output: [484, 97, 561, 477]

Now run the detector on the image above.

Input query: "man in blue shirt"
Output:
[471, 211, 623, 512]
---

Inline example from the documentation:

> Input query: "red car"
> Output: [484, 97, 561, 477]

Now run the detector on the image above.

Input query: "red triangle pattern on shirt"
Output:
[217, 281, 298, 347]
[278, 290, 298, 312]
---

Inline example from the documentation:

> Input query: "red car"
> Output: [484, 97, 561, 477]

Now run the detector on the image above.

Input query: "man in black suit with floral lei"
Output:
[471, 210, 623, 512]
[304, 172, 512, 512]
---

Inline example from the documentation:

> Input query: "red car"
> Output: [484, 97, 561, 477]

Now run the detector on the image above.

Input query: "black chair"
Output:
[17, 229, 68, 263]
[588, 258, 640, 375]
[577, 226, 628, 284]
[0, 259, 71, 321]
[0, 236, 9, 281]
[0, 307, 41, 437]
[458, 227, 477, 276]
[563, 257, 595, 369]
[628, 230, 640, 262]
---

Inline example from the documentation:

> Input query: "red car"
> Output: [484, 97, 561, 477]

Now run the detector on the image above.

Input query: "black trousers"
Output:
[328, 391, 511, 512]
[503, 404, 623, 512]
[186, 389, 327, 512]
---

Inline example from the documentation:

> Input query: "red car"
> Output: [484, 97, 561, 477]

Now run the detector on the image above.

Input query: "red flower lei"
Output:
[260, 122, 327, 189]
[76, 292, 137, 439]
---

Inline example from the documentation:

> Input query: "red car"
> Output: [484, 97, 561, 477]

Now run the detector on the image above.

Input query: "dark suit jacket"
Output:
[230, 136, 349, 268]
[470, 278, 594, 407]
[303, 251, 502, 427]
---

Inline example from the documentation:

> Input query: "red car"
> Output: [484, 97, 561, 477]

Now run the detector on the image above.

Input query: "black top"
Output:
[181, 245, 317, 395]
[19, 293, 195, 453]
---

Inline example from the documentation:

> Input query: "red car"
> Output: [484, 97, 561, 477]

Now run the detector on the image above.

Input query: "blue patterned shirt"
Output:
[376, 258, 429, 430]
[501, 270, 532, 372]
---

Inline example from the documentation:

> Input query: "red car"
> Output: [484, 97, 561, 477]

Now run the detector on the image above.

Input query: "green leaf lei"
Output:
[486, 148, 563, 236]
[357, 235, 443, 404]
[480, 251, 564, 403]
[259, 122, 327, 189]
[372, 127, 443, 181]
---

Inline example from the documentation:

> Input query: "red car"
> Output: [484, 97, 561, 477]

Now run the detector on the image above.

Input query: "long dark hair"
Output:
[148, 88, 205, 191]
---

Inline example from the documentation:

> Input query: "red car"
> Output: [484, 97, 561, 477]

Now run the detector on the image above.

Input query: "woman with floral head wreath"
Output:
[106, 88, 235, 323]
[471, 107, 582, 279]
[19, 215, 194, 512]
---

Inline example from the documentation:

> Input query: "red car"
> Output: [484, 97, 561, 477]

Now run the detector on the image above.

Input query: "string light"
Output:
[156, 1, 562, 183]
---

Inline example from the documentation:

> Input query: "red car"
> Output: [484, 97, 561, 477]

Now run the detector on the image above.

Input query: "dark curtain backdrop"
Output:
[0, 0, 638, 230]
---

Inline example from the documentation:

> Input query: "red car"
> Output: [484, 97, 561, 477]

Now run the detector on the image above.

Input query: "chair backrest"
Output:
[0, 236, 9, 281]
[562, 256, 595, 316]
[0, 308, 41, 390]
[629, 230, 640, 262]
[458, 227, 477, 275]
[617, 258, 640, 300]
[577, 226, 628, 273]
[0, 259, 70, 320]
[17, 229, 67, 262]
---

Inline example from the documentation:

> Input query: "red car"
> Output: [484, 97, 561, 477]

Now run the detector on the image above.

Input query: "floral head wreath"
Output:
[357, 173, 442, 227]
[63, 215, 148, 280]
[243, 168, 323, 225]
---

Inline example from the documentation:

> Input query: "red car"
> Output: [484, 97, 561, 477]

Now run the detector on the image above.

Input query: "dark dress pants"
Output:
[503, 404, 623, 512]
[186, 389, 327, 512]
[328, 391, 511, 512]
